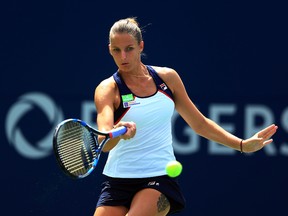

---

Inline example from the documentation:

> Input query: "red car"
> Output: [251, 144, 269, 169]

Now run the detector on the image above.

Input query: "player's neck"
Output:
[120, 64, 150, 79]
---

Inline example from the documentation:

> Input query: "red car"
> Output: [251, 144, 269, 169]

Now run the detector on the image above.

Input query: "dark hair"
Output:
[109, 17, 143, 44]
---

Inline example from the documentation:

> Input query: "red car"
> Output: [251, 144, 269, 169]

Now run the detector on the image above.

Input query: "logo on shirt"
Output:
[159, 83, 168, 91]
[122, 94, 140, 108]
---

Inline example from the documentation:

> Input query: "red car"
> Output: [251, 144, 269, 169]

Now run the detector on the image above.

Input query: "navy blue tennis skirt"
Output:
[96, 175, 186, 214]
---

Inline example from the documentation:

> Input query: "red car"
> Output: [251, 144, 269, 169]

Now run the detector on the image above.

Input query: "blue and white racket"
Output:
[53, 118, 127, 179]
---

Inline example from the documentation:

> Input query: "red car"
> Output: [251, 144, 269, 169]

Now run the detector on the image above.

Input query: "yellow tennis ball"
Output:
[166, 160, 182, 178]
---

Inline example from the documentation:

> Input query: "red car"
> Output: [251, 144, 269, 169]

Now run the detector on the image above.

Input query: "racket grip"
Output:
[109, 126, 127, 138]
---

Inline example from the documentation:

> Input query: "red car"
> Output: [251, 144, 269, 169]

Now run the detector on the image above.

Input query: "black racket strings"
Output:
[56, 121, 97, 176]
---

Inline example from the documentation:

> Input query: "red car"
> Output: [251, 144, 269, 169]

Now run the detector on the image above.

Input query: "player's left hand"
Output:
[242, 124, 278, 153]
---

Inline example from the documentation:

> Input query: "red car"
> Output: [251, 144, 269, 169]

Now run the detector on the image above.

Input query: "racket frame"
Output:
[53, 118, 126, 179]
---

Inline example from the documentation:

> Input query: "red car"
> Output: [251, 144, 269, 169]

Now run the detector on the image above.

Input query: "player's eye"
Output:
[112, 48, 120, 52]
[126, 47, 134, 52]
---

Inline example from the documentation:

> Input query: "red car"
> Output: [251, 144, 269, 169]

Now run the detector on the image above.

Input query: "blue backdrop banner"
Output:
[1, 1, 287, 215]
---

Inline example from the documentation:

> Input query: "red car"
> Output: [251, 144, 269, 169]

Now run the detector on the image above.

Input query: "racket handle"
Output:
[109, 126, 127, 138]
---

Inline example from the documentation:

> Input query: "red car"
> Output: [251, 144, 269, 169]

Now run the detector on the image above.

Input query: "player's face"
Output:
[109, 33, 143, 72]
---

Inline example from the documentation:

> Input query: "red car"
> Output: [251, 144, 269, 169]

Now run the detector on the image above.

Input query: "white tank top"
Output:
[103, 66, 176, 178]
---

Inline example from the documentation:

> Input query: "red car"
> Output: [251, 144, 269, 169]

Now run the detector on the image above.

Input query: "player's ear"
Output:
[108, 44, 112, 55]
[139, 40, 144, 53]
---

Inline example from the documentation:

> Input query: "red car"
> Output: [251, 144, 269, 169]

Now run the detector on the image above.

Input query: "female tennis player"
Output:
[93, 17, 278, 216]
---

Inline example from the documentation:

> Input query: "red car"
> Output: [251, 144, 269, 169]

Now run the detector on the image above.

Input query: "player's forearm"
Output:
[196, 118, 242, 151]
[102, 136, 122, 152]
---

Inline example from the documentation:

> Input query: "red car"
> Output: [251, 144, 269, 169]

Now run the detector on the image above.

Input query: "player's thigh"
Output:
[94, 205, 128, 216]
[127, 188, 170, 216]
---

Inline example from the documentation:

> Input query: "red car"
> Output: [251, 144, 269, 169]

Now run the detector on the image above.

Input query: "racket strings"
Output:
[56, 121, 97, 176]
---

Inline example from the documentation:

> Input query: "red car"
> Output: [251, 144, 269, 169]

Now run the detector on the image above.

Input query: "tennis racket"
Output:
[53, 118, 127, 179]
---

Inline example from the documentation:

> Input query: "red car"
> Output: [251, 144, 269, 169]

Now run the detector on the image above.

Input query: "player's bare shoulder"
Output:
[150, 65, 180, 87]
[150, 65, 176, 75]
[96, 76, 116, 92]
[95, 76, 118, 101]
